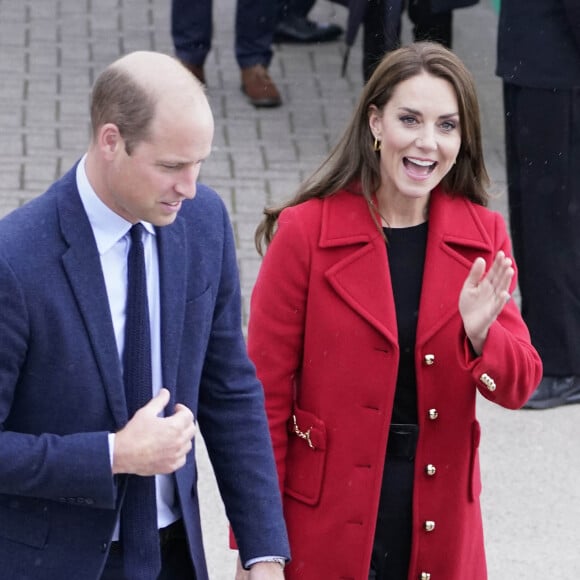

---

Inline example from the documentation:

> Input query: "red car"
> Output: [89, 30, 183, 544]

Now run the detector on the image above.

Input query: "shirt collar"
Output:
[76, 154, 156, 255]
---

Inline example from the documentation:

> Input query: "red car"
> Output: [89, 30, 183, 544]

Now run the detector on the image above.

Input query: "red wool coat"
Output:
[247, 188, 542, 580]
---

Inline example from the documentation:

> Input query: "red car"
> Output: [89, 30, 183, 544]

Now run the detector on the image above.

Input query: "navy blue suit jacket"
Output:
[0, 165, 289, 579]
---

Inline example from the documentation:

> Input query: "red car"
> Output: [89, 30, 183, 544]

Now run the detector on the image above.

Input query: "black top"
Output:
[384, 222, 428, 425]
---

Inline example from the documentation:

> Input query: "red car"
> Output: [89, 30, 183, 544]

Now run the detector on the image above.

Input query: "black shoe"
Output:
[274, 15, 343, 44]
[522, 375, 580, 410]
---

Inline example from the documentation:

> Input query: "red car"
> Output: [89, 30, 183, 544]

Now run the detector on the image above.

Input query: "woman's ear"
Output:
[368, 104, 381, 140]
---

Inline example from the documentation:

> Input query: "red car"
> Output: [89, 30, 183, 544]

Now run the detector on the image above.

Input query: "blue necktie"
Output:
[121, 223, 161, 579]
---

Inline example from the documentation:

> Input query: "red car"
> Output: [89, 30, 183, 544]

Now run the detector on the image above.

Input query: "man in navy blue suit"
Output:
[0, 50, 289, 579]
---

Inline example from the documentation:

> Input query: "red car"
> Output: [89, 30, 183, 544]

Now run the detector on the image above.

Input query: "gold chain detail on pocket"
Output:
[291, 414, 314, 449]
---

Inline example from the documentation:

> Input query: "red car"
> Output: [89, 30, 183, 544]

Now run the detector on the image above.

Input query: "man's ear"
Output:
[97, 123, 124, 159]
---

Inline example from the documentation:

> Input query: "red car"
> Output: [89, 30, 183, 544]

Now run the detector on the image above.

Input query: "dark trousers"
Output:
[370, 425, 417, 580]
[279, 0, 316, 19]
[363, 0, 452, 81]
[101, 520, 196, 580]
[503, 83, 580, 375]
[171, 0, 276, 69]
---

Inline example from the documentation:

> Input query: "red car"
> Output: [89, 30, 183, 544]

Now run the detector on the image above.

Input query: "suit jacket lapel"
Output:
[156, 218, 187, 396]
[416, 190, 493, 346]
[321, 192, 398, 346]
[56, 176, 128, 427]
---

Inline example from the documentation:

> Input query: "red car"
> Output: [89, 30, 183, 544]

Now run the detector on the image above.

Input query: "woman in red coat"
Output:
[245, 43, 542, 580]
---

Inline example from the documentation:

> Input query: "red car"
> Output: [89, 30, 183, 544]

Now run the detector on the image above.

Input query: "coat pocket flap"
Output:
[284, 406, 328, 506]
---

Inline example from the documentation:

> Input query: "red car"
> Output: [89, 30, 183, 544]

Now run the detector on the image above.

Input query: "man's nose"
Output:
[175, 167, 199, 198]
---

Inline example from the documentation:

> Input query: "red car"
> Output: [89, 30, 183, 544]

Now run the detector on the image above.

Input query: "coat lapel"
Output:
[156, 218, 187, 396]
[321, 192, 398, 346]
[320, 189, 495, 349]
[57, 178, 128, 427]
[416, 190, 494, 346]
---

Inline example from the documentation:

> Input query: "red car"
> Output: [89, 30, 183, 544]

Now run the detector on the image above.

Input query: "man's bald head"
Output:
[89, 51, 209, 154]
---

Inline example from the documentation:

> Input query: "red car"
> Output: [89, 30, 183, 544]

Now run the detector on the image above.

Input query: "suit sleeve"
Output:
[460, 213, 543, 408]
[247, 207, 311, 502]
[0, 256, 116, 509]
[193, 200, 290, 563]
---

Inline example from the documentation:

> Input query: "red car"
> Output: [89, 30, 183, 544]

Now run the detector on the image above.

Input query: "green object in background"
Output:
[491, 0, 500, 12]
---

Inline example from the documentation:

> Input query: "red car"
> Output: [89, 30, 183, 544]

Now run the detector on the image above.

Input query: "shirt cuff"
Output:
[245, 556, 286, 569]
[108, 433, 115, 468]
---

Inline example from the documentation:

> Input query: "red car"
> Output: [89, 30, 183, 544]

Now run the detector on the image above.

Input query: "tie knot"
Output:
[130, 223, 146, 244]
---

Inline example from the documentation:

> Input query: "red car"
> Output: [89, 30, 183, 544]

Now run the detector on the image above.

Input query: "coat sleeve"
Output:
[247, 206, 312, 497]
[0, 255, 116, 509]
[460, 212, 543, 409]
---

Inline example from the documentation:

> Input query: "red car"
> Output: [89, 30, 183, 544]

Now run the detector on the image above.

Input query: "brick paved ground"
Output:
[0, 0, 578, 578]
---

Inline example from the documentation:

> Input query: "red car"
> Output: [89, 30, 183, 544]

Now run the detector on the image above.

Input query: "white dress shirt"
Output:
[76, 156, 180, 539]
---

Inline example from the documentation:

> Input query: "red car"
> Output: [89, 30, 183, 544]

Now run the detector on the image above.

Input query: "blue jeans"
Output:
[171, 0, 275, 69]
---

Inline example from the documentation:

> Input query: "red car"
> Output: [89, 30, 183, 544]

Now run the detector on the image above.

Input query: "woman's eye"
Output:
[440, 121, 457, 131]
[400, 115, 417, 125]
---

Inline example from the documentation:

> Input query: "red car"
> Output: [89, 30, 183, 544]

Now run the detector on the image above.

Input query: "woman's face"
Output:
[369, 72, 461, 209]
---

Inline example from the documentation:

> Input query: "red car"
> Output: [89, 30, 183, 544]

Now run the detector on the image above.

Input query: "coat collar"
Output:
[320, 187, 493, 346]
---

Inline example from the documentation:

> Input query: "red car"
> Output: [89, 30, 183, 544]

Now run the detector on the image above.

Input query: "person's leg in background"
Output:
[236, 0, 283, 107]
[504, 83, 580, 409]
[407, 0, 452, 47]
[171, 0, 211, 84]
[362, 0, 401, 82]
[275, 0, 343, 44]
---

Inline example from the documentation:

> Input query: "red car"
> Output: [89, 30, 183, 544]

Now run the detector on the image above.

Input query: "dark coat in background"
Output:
[496, 0, 580, 376]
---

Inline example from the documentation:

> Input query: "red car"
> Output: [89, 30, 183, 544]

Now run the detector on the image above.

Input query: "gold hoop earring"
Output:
[373, 137, 381, 152]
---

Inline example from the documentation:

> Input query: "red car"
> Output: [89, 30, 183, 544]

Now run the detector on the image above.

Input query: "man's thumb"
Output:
[147, 387, 170, 415]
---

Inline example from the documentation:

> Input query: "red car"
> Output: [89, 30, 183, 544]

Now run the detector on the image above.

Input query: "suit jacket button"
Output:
[428, 408, 439, 420]
[425, 464, 436, 476]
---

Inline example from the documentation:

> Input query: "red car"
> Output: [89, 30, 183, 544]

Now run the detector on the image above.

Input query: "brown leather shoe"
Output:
[240, 64, 282, 108]
[180, 61, 206, 85]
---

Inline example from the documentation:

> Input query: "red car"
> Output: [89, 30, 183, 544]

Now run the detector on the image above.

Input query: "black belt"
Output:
[387, 423, 419, 461]
[109, 518, 185, 554]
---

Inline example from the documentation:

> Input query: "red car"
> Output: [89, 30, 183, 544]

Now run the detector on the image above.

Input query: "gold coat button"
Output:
[428, 408, 438, 420]
[480, 372, 497, 392]
[424, 520, 436, 532]
[425, 464, 436, 476]
[424, 354, 435, 365]
[420, 573, 431, 580]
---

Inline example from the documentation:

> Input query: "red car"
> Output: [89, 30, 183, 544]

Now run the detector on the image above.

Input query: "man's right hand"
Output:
[112, 388, 196, 476]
